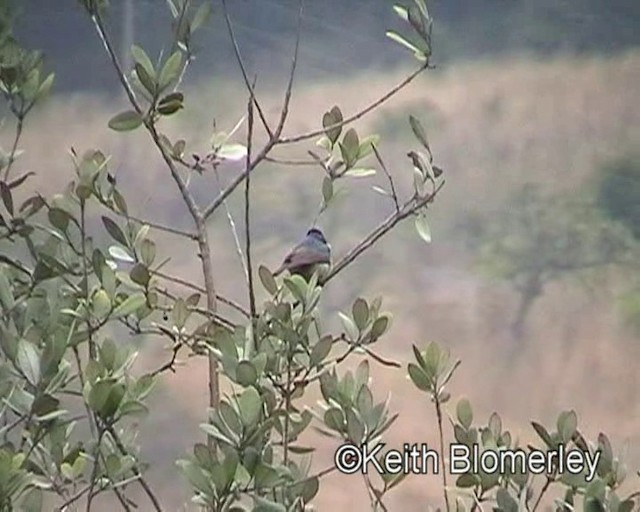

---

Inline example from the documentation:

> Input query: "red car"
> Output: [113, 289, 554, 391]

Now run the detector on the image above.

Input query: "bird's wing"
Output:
[283, 244, 330, 268]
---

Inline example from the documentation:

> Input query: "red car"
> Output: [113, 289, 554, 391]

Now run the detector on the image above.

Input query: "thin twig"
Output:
[220, 0, 273, 138]
[279, 63, 428, 144]
[434, 391, 451, 512]
[372, 144, 400, 213]
[104, 424, 163, 512]
[244, 89, 258, 346]
[202, 0, 304, 221]
[214, 166, 249, 281]
[322, 181, 445, 285]
[264, 155, 318, 166]
[3, 116, 24, 181]
[152, 269, 249, 317]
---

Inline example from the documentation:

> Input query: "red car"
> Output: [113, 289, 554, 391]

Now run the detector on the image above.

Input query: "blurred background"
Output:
[5, 0, 640, 509]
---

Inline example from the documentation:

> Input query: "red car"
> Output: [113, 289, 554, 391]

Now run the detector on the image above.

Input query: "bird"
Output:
[273, 228, 331, 282]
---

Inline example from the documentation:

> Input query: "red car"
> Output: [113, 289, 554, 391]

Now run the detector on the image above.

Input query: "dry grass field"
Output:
[5, 50, 640, 510]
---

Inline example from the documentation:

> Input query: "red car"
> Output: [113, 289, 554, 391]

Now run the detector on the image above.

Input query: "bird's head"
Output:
[306, 228, 327, 244]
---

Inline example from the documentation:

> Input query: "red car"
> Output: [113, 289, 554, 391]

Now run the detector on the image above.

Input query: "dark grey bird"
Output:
[273, 228, 331, 281]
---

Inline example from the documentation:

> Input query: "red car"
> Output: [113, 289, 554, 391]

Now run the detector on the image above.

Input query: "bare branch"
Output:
[202, 0, 304, 221]
[279, 63, 428, 145]
[372, 144, 400, 213]
[273, 0, 304, 137]
[244, 88, 258, 350]
[322, 180, 445, 286]
[220, 0, 273, 138]
[214, 166, 249, 281]
[152, 269, 249, 318]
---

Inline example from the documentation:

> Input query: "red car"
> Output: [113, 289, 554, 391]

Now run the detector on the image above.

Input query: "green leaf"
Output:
[130, 263, 150, 287]
[370, 315, 390, 339]
[217, 143, 247, 161]
[322, 176, 333, 204]
[17, 340, 40, 386]
[102, 216, 129, 246]
[352, 298, 369, 331]
[407, 363, 430, 391]
[157, 92, 184, 115]
[237, 387, 262, 427]
[236, 360, 258, 387]
[91, 289, 112, 318]
[108, 245, 134, 263]
[172, 298, 189, 330]
[409, 115, 431, 154]
[531, 421, 554, 448]
[415, 214, 431, 243]
[0, 181, 13, 215]
[557, 410, 577, 443]
[0, 270, 15, 310]
[258, 265, 277, 296]
[135, 63, 156, 96]
[456, 398, 473, 429]
[192, 2, 212, 31]
[131, 45, 155, 79]
[340, 128, 360, 168]
[310, 335, 333, 366]
[324, 407, 345, 432]
[322, 106, 343, 145]
[338, 312, 359, 340]
[496, 488, 518, 512]
[385, 30, 423, 57]
[108, 110, 143, 132]
[140, 238, 156, 266]
[159, 51, 182, 90]
[344, 167, 376, 178]
[113, 293, 146, 318]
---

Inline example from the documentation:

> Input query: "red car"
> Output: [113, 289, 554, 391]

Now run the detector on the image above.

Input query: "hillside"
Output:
[3, 50, 640, 510]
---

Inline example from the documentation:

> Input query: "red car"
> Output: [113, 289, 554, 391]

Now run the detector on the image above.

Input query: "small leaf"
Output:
[386, 30, 422, 56]
[370, 315, 390, 339]
[108, 245, 134, 263]
[258, 265, 277, 296]
[352, 298, 369, 331]
[135, 63, 157, 96]
[338, 312, 359, 341]
[408, 363, 430, 391]
[456, 398, 473, 429]
[236, 361, 258, 387]
[108, 110, 143, 132]
[217, 144, 247, 161]
[322, 106, 343, 144]
[191, 2, 212, 31]
[344, 168, 376, 178]
[130, 263, 150, 287]
[159, 51, 182, 90]
[310, 335, 333, 366]
[322, 176, 333, 204]
[17, 340, 40, 386]
[140, 238, 156, 266]
[409, 115, 431, 154]
[131, 45, 155, 79]
[113, 189, 128, 214]
[157, 92, 184, 115]
[0, 181, 13, 215]
[415, 214, 431, 243]
[172, 298, 189, 330]
[237, 387, 262, 427]
[102, 216, 129, 246]
[113, 293, 146, 318]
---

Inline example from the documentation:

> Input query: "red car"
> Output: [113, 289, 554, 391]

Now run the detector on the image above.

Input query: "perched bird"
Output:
[273, 228, 331, 281]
